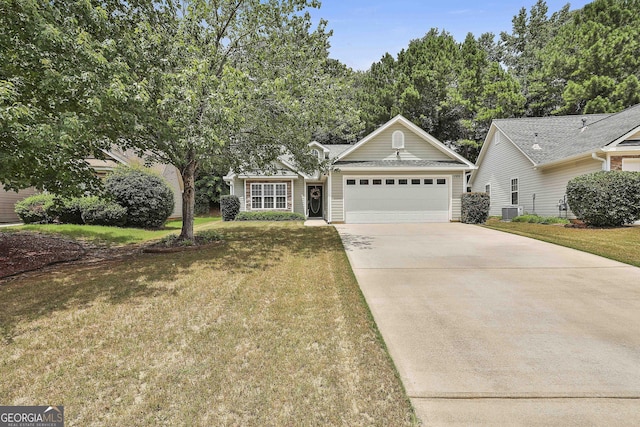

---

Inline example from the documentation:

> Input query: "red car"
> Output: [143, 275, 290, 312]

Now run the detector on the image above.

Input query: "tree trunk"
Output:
[179, 158, 197, 240]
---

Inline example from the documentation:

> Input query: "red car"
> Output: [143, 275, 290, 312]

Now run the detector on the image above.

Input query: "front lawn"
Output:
[484, 218, 640, 267]
[1, 217, 221, 245]
[0, 222, 416, 426]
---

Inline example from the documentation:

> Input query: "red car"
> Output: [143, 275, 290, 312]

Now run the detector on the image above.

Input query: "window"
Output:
[251, 183, 287, 210]
[424, 179, 433, 185]
[485, 183, 491, 196]
[359, 179, 369, 185]
[511, 178, 519, 205]
[373, 179, 382, 185]
[385, 179, 395, 185]
[311, 149, 320, 160]
[411, 179, 421, 185]
[392, 130, 405, 149]
[398, 179, 408, 185]
[346, 179, 356, 185]
[437, 178, 446, 185]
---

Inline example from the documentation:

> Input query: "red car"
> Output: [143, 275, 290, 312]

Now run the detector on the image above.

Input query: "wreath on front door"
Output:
[310, 188, 321, 199]
[309, 188, 321, 214]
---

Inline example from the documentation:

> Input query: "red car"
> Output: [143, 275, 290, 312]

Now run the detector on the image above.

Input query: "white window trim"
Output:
[485, 183, 491, 197]
[250, 182, 288, 210]
[510, 177, 519, 206]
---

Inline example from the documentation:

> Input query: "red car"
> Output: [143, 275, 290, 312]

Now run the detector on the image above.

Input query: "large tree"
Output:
[125, 0, 357, 239]
[0, 0, 164, 195]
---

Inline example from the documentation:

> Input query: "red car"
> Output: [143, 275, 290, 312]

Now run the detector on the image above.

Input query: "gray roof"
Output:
[324, 144, 353, 158]
[334, 160, 468, 169]
[493, 103, 640, 165]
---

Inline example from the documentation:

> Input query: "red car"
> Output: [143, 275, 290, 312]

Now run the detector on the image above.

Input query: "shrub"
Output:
[58, 197, 97, 224]
[220, 195, 240, 221]
[105, 166, 174, 229]
[512, 214, 570, 224]
[235, 211, 305, 221]
[567, 171, 640, 226]
[14, 193, 58, 224]
[461, 192, 490, 224]
[81, 197, 127, 226]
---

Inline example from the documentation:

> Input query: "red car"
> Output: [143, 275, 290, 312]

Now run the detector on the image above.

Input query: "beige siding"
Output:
[293, 178, 305, 215]
[341, 123, 451, 162]
[161, 165, 183, 219]
[472, 131, 603, 217]
[330, 170, 344, 222]
[230, 177, 246, 211]
[0, 187, 38, 223]
[451, 173, 464, 221]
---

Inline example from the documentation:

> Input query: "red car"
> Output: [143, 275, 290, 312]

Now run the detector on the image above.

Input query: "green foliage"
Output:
[105, 166, 174, 229]
[58, 197, 100, 225]
[220, 195, 240, 222]
[566, 171, 640, 226]
[14, 193, 58, 224]
[356, 28, 523, 162]
[81, 198, 128, 227]
[461, 192, 490, 224]
[0, 0, 165, 196]
[195, 174, 228, 215]
[235, 211, 305, 221]
[512, 214, 570, 224]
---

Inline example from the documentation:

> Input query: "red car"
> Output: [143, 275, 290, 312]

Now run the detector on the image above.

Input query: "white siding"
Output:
[451, 173, 463, 221]
[472, 131, 603, 217]
[341, 123, 451, 162]
[330, 170, 344, 222]
[161, 165, 183, 219]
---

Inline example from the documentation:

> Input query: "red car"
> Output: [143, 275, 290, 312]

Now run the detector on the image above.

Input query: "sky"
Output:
[309, 0, 592, 71]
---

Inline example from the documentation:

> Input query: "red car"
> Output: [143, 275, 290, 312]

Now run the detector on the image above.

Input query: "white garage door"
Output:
[344, 176, 450, 223]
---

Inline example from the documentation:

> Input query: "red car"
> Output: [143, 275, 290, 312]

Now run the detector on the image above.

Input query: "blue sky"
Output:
[309, 1, 591, 71]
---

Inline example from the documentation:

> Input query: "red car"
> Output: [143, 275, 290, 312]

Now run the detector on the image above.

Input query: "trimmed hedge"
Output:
[461, 192, 490, 224]
[235, 211, 305, 221]
[105, 166, 174, 229]
[566, 171, 640, 226]
[14, 193, 58, 224]
[81, 197, 127, 226]
[220, 195, 240, 221]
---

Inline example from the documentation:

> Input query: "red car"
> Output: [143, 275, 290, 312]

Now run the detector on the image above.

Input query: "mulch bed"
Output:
[0, 232, 86, 279]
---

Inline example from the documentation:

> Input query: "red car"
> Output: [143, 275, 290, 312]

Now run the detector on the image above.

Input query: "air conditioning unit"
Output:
[501, 206, 523, 220]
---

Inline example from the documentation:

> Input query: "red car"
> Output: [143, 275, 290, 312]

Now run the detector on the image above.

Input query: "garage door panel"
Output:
[344, 176, 450, 223]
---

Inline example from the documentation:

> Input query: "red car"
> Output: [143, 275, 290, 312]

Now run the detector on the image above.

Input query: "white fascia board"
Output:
[335, 166, 475, 172]
[535, 151, 596, 169]
[308, 141, 330, 153]
[238, 175, 299, 180]
[100, 149, 128, 165]
[603, 125, 640, 148]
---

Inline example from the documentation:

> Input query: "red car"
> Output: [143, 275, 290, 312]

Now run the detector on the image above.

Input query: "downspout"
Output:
[591, 152, 606, 171]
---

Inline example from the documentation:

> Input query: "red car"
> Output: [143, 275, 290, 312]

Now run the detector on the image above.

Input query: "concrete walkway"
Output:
[335, 223, 640, 426]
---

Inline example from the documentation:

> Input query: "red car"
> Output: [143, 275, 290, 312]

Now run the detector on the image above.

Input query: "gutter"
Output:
[591, 152, 607, 170]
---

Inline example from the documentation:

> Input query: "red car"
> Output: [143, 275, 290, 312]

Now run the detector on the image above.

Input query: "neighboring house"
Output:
[224, 115, 476, 223]
[470, 103, 640, 218]
[0, 149, 184, 223]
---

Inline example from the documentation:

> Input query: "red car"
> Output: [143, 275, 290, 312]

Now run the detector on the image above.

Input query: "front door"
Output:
[307, 185, 323, 218]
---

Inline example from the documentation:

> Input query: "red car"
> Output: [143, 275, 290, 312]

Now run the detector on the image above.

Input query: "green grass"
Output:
[0, 222, 416, 426]
[1, 217, 221, 245]
[484, 218, 640, 267]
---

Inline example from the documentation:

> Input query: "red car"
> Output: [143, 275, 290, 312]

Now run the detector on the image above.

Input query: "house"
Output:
[0, 149, 184, 223]
[224, 115, 476, 223]
[470, 103, 640, 218]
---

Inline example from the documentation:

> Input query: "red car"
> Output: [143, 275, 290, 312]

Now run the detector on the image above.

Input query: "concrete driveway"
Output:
[335, 223, 640, 426]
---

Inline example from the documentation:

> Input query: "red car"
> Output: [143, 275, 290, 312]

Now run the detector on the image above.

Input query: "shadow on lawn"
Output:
[0, 225, 340, 342]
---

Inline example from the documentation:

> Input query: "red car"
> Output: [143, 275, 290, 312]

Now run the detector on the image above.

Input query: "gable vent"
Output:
[392, 130, 405, 149]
